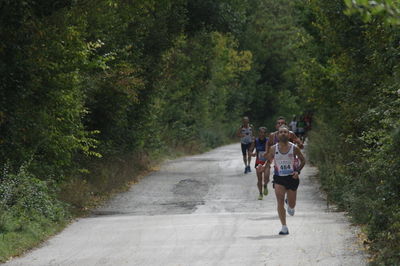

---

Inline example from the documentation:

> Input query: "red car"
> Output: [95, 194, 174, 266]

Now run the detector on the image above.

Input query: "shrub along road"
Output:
[5, 144, 366, 265]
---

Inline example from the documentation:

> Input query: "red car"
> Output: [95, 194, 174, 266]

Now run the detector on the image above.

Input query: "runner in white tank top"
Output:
[264, 125, 306, 235]
[236, 116, 254, 174]
[273, 142, 296, 176]
[263, 117, 304, 191]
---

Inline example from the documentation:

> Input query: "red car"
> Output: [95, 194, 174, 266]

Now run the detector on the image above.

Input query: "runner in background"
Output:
[236, 116, 254, 174]
[297, 115, 306, 142]
[250, 127, 269, 200]
[289, 116, 297, 137]
[266, 116, 304, 153]
[304, 112, 313, 141]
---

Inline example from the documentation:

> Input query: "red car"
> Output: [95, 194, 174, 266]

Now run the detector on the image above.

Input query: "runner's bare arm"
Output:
[236, 126, 242, 138]
[250, 124, 255, 141]
[260, 145, 274, 171]
[249, 140, 256, 156]
[264, 138, 268, 154]
[290, 131, 304, 149]
[264, 145, 275, 165]
[266, 132, 274, 154]
[294, 146, 306, 172]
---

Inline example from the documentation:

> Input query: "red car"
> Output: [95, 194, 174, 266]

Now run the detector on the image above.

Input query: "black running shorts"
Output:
[273, 175, 300, 191]
[241, 143, 251, 156]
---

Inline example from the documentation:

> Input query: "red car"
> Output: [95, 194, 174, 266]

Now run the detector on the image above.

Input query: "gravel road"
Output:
[4, 143, 366, 266]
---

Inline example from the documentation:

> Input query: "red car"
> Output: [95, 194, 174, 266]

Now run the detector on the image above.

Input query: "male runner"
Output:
[263, 117, 304, 184]
[267, 116, 303, 153]
[250, 127, 269, 200]
[265, 125, 306, 235]
[236, 116, 253, 174]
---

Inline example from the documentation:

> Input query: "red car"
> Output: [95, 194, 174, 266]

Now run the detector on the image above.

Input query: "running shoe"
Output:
[247, 166, 251, 172]
[285, 199, 295, 216]
[287, 207, 295, 216]
[279, 230, 289, 235]
[279, 226, 289, 235]
[263, 185, 268, 196]
[244, 167, 248, 174]
[258, 194, 263, 200]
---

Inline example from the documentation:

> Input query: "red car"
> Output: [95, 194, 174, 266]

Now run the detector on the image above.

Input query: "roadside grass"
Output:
[0, 218, 68, 262]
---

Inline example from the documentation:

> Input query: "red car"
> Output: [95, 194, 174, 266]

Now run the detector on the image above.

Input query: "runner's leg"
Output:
[286, 189, 297, 209]
[274, 184, 287, 227]
[247, 146, 252, 171]
[264, 165, 270, 185]
[263, 165, 270, 195]
[256, 166, 263, 195]
[241, 144, 248, 173]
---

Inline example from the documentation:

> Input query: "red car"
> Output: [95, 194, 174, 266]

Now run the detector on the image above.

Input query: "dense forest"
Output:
[0, 0, 399, 264]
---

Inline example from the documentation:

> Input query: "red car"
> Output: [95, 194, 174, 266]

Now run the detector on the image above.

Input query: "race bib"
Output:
[277, 160, 294, 175]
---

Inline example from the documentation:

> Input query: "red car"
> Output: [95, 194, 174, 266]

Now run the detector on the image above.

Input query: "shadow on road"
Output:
[247, 216, 277, 221]
[246, 235, 284, 240]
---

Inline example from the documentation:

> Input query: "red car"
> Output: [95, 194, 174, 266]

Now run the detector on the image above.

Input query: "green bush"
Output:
[0, 165, 68, 261]
[296, 1, 400, 263]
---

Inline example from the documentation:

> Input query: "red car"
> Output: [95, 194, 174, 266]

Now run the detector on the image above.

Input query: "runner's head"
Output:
[243, 116, 249, 126]
[275, 116, 286, 130]
[258, 127, 267, 138]
[278, 125, 290, 143]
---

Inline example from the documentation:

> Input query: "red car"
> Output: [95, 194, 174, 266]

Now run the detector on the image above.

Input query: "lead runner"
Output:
[264, 125, 306, 235]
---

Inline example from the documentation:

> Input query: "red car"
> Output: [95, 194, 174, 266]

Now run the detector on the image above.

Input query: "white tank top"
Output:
[273, 142, 296, 176]
[240, 126, 253, 144]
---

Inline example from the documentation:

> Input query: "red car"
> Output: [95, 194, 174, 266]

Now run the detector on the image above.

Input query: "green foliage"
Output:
[297, 0, 400, 263]
[344, 0, 400, 25]
[0, 0, 101, 179]
[0, 0, 305, 260]
[0, 164, 67, 225]
[0, 165, 67, 262]
[0, 0, 302, 174]
[237, 0, 305, 126]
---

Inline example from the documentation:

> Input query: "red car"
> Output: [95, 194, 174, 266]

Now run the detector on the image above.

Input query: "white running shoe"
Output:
[287, 206, 295, 216]
[285, 198, 295, 216]
[279, 225, 289, 235]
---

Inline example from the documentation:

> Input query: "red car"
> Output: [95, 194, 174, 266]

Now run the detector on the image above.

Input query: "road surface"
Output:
[4, 144, 366, 266]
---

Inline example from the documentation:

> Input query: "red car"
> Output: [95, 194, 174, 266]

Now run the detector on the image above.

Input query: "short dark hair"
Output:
[278, 125, 289, 131]
[259, 127, 267, 132]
